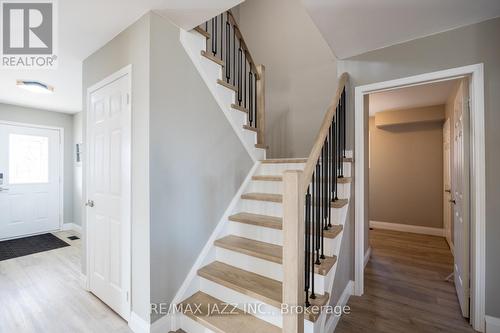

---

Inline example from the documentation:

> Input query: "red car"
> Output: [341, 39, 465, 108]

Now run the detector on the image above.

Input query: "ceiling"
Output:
[301, 0, 500, 59]
[369, 79, 459, 116]
[0, 0, 243, 114]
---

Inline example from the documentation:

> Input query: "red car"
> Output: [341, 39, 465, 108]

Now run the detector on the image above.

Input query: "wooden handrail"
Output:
[301, 73, 348, 193]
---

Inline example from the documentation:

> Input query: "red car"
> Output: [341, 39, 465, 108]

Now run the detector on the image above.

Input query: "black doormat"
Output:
[0, 233, 70, 261]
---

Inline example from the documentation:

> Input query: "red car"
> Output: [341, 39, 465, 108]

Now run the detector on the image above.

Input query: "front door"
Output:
[0, 123, 61, 240]
[87, 71, 131, 320]
[452, 79, 470, 318]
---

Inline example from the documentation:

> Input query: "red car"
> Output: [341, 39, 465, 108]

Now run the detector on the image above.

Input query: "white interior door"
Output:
[87, 72, 131, 320]
[443, 119, 453, 253]
[452, 79, 470, 318]
[0, 123, 61, 240]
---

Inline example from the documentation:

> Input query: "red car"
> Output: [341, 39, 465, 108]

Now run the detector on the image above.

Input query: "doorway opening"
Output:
[354, 64, 486, 332]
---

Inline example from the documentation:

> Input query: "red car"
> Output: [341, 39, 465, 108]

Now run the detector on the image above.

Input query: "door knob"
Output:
[86, 200, 95, 208]
[449, 199, 456, 204]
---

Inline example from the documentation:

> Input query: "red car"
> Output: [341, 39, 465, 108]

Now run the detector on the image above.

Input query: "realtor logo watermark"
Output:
[1, 0, 57, 68]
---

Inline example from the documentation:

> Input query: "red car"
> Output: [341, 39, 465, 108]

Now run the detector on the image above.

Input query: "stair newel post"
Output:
[256, 65, 266, 146]
[283, 170, 305, 333]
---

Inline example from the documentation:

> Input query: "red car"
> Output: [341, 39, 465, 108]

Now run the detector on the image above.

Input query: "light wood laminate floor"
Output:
[0, 231, 132, 333]
[336, 229, 476, 333]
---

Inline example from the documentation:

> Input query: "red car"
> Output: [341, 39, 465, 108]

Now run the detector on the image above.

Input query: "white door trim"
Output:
[85, 64, 132, 320]
[354, 63, 486, 332]
[0, 120, 64, 232]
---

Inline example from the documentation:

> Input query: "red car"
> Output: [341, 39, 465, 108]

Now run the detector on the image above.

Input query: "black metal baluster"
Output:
[249, 71, 253, 126]
[334, 114, 339, 201]
[220, 14, 223, 61]
[342, 88, 347, 158]
[238, 47, 243, 105]
[232, 26, 236, 86]
[328, 124, 333, 228]
[315, 163, 321, 265]
[213, 17, 217, 56]
[305, 188, 311, 307]
[321, 144, 326, 259]
[311, 173, 316, 299]
[225, 20, 230, 83]
[244, 57, 247, 109]
[339, 91, 344, 178]
[254, 72, 258, 128]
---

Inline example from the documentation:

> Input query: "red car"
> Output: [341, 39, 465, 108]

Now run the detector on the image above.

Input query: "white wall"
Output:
[236, 0, 338, 158]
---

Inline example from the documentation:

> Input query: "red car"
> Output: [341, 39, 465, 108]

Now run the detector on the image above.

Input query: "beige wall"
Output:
[369, 107, 444, 228]
[339, 17, 500, 316]
[236, 0, 337, 158]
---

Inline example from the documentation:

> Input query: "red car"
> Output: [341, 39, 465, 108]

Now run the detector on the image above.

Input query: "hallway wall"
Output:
[369, 107, 444, 229]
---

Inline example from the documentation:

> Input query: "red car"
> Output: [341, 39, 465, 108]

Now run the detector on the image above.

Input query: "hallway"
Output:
[336, 229, 476, 333]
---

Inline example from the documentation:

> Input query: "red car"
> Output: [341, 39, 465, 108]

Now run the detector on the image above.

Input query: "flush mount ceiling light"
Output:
[16, 80, 54, 94]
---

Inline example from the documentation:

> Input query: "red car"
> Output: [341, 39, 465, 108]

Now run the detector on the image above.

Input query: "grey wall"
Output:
[369, 114, 444, 229]
[237, 0, 337, 158]
[338, 17, 500, 317]
[82, 13, 152, 322]
[73, 112, 83, 227]
[148, 12, 253, 322]
[0, 103, 74, 225]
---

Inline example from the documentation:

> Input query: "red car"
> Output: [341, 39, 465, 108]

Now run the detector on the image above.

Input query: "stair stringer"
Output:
[180, 29, 265, 162]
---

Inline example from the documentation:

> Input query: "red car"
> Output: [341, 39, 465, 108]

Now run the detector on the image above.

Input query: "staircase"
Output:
[172, 10, 352, 333]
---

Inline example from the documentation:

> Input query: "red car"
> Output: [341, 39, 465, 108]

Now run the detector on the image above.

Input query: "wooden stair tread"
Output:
[241, 192, 282, 203]
[260, 158, 307, 164]
[243, 125, 258, 132]
[198, 261, 282, 308]
[337, 176, 352, 184]
[193, 26, 210, 38]
[180, 291, 280, 333]
[198, 262, 329, 322]
[215, 235, 337, 275]
[252, 175, 282, 181]
[324, 224, 343, 239]
[231, 103, 249, 113]
[217, 79, 237, 92]
[255, 143, 269, 149]
[228, 212, 342, 239]
[201, 50, 224, 66]
[228, 212, 282, 230]
[331, 198, 348, 208]
[215, 235, 281, 264]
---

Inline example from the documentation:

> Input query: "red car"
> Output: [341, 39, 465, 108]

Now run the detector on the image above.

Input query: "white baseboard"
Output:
[129, 312, 150, 333]
[370, 220, 444, 237]
[364, 247, 371, 268]
[62, 222, 82, 234]
[486, 316, 500, 333]
[325, 280, 354, 333]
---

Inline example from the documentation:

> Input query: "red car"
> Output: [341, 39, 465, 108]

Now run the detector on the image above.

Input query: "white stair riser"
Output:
[257, 163, 306, 175]
[215, 247, 331, 295]
[246, 180, 283, 194]
[237, 200, 282, 217]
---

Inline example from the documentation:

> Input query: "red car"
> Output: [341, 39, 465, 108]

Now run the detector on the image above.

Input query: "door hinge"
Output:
[126, 93, 130, 105]
[126, 291, 129, 302]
